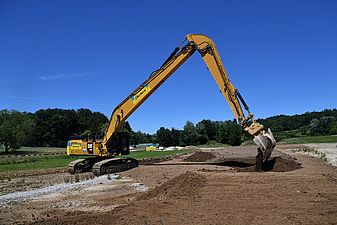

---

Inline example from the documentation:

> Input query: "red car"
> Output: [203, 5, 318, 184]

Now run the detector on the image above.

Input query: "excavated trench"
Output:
[184, 151, 302, 172]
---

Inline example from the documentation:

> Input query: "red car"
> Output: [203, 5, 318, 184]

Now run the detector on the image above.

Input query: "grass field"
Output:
[0, 155, 83, 172]
[279, 135, 337, 144]
[298, 135, 337, 143]
[0, 150, 193, 172]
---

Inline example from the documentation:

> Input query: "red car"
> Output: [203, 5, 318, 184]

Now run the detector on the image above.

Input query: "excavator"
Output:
[66, 34, 276, 176]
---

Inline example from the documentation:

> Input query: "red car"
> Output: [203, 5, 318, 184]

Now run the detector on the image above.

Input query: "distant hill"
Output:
[257, 109, 337, 140]
[258, 109, 337, 132]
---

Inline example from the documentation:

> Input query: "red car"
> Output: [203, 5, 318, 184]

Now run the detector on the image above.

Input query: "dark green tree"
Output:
[0, 121, 19, 152]
[196, 119, 217, 141]
[122, 121, 133, 133]
[180, 121, 199, 146]
[171, 128, 181, 146]
[309, 116, 335, 135]
[32, 108, 107, 147]
[196, 122, 209, 145]
[0, 110, 27, 152]
[218, 120, 243, 146]
[156, 127, 173, 147]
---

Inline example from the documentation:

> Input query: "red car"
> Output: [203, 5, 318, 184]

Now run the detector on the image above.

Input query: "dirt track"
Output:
[1, 145, 337, 225]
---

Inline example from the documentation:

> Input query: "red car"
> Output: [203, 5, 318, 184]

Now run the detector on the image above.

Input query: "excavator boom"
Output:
[103, 43, 196, 149]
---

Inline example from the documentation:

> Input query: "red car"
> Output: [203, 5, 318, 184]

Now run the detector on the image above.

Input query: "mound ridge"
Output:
[139, 171, 207, 200]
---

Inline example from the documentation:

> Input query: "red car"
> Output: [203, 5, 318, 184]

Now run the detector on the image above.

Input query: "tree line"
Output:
[126, 119, 244, 147]
[126, 109, 337, 147]
[0, 109, 108, 152]
[1, 108, 336, 152]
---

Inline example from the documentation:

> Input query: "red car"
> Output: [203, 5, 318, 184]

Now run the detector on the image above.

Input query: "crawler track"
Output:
[92, 158, 139, 176]
[67, 157, 105, 174]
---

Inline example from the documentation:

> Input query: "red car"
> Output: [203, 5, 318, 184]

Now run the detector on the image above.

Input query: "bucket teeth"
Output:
[253, 128, 276, 162]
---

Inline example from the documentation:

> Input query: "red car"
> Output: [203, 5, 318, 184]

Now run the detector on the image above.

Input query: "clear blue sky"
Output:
[1, 0, 336, 133]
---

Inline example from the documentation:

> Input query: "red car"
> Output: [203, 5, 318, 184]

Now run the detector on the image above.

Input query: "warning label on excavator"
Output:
[131, 84, 151, 104]
[71, 142, 81, 149]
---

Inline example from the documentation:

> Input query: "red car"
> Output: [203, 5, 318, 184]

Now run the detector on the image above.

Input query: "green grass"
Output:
[0, 155, 82, 172]
[279, 135, 337, 144]
[0, 149, 193, 172]
[297, 135, 337, 143]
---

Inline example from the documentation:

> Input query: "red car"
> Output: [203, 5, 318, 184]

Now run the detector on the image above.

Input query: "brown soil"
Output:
[184, 151, 216, 162]
[1, 145, 337, 225]
[139, 171, 207, 200]
[267, 155, 302, 172]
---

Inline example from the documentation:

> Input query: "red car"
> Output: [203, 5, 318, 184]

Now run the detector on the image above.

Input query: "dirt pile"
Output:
[139, 171, 206, 200]
[267, 156, 302, 172]
[184, 151, 216, 162]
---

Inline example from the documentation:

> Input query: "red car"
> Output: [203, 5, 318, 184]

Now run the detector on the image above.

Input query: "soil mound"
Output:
[268, 156, 302, 172]
[184, 151, 216, 162]
[139, 171, 206, 200]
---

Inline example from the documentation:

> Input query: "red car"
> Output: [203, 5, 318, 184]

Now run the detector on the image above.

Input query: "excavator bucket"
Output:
[253, 128, 276, 170]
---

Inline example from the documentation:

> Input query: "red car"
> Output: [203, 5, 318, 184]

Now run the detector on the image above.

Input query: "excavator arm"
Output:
[102, 43, 196, 150]
[186, 34, 276, 164]
[103, 34, 276, 166]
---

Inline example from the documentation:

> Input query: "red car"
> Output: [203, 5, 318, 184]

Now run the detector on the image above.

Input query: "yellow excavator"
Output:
[66, 34, 276, 175]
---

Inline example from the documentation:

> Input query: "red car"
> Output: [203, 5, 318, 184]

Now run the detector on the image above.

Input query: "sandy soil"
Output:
[1, 144, 337, 225]
[304, 143, 337, 166]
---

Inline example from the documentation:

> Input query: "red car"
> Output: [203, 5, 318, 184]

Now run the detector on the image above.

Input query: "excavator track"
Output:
[67, 157, 106, 174]
[92, 158, 139, 176]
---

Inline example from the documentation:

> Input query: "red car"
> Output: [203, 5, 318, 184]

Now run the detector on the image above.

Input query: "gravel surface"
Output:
[129, 183, 148, 192]
[0, 174, 119, 208]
